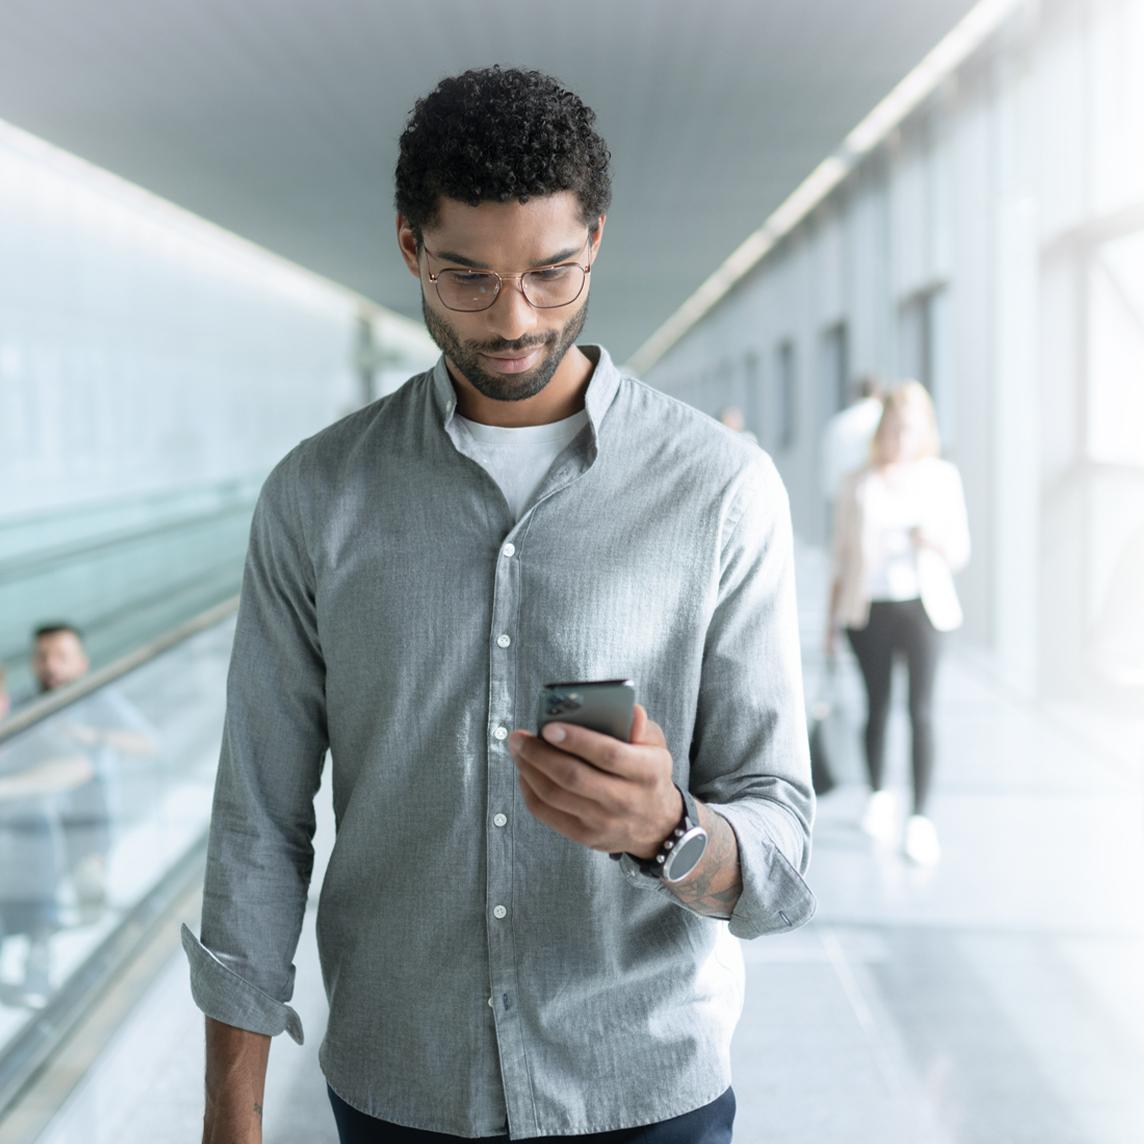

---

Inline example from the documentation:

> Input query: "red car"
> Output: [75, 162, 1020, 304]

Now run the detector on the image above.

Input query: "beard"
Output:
[421, 291, 589, 403]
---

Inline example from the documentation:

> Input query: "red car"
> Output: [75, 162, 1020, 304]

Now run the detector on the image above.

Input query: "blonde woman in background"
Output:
[827, 381, 970, 865]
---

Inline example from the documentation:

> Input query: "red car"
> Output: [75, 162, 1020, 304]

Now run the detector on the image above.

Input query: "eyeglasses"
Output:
[423, 233, 592, 312]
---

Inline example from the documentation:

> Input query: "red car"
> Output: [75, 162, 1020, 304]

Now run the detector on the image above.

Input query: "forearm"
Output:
[662, 798, 741, 920]
[827, 576, 842, 628]
[203, 1017, 271, 1144]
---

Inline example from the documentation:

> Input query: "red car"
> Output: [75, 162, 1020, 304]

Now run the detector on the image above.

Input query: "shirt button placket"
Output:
[486, 530, 525, 1118]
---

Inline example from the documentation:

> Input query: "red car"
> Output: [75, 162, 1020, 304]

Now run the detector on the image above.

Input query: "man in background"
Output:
[820, 375, 884, 504]
[30, 623, 155, 916]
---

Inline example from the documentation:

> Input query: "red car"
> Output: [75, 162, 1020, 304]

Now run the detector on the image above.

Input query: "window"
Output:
[898, 285, 953, 448]
[775, 339, 798, 450]
[1086, 228, 1144, 467]
[743, 350, 763, 438]
[820, 321, 850, 418]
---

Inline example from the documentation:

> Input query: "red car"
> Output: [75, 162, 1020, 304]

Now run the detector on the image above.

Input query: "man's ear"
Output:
[396, 215, 421, 277]
[589, 215, 606, 261]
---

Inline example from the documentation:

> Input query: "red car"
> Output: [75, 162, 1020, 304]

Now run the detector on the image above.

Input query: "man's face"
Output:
[33, 631, 89, 692]
[399, 192, 602, 404]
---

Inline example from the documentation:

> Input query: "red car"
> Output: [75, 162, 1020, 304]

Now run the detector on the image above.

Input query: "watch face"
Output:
[664, 829, 707, 881]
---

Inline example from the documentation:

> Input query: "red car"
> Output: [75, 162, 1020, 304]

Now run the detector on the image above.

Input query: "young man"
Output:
[185, 67, 815, 1143]
[31, 623, 91, 694]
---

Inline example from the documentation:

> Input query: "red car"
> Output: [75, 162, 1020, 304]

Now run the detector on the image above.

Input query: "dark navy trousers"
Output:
[328, 1085, 736, 1143]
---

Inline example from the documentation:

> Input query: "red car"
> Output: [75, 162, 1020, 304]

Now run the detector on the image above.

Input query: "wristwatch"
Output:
[648, 785, 709, 883]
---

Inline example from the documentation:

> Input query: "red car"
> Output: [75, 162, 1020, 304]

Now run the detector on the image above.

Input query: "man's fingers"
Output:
[533, 723, 637, 776]
[630, 703, 667, 748]
[516, 771, 600, 848]
[513, 751, 610, 819]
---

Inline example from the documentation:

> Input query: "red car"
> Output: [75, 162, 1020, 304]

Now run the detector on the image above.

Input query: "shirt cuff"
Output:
[181, 923, 305, 1044]
[615, 854, 722, 925]
[714, 804, 817, 940]
[615, 852, 672, 895]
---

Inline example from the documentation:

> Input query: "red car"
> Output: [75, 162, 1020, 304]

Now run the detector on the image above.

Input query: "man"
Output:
[31, 622, 90, 694]
[820, 374, 884, 504]
[30, 623, 155, 915]
[185, 67, 815, 1143]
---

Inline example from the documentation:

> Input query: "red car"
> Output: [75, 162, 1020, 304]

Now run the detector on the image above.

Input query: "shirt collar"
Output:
[431, 345, 621, 439]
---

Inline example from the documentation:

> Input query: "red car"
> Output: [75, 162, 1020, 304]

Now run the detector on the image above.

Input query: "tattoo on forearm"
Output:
[253, 1102, 263, 1121]
[664, 802, 741, 919]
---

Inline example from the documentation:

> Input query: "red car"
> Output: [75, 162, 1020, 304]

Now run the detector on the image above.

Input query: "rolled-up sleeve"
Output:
[183, 446, 328, 1042]
[688, 453, 816, 940]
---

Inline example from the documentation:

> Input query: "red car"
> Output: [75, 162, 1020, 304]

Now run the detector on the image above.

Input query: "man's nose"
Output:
[484, 278, 538, 342]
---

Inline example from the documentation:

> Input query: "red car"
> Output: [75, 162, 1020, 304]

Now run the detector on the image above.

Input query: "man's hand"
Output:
[509, 703, 682, 859]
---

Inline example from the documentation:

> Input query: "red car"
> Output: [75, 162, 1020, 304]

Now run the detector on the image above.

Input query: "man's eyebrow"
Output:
[432, 244, 584, 270]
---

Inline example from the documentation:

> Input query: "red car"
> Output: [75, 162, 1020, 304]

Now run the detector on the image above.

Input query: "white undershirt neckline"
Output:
[456, 408, 589, 520]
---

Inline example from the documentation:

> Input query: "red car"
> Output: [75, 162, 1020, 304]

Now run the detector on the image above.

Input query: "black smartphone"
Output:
[536, 678, 636, 742]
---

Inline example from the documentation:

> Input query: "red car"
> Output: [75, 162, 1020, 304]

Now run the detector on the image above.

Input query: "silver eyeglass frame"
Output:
[422, 232, 593, 312]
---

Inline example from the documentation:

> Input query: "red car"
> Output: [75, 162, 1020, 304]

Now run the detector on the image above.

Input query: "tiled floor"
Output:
[23, 546, 1144, 1143]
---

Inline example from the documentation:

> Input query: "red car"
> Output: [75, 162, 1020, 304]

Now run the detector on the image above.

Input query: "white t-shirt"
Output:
[861, 468, 923, 602]
[456, 409, 590, 520]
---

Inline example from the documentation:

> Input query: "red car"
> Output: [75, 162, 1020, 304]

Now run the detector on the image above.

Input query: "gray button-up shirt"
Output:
[183, 346, 816, 1139]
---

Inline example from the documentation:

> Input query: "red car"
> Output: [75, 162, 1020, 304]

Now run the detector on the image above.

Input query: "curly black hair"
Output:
[395, 66, 611, 243]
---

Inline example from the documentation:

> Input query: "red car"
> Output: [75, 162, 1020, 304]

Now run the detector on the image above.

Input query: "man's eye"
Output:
[452, 272, 494, 286]
[528, 266, 571, 283]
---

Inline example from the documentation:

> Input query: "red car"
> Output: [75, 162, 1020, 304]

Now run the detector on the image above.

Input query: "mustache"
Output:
[469, 334, 554, 354]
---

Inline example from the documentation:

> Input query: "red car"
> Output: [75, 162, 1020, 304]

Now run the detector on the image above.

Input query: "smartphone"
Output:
[536, 678, 635, 742]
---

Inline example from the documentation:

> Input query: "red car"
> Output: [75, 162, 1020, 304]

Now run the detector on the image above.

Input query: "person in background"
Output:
[826, 381, 970, 866]
[32, 623, 90, 695]
[820, 375, 884, 505]
[718, 405, 759, 446]
[0, 729, 90, 1009]
[30, 623, 156, 915]
[31, 623, 155, 756]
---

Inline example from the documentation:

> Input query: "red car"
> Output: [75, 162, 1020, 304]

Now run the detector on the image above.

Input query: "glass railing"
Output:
[0, 601, 236, 1112]
[0, 477, 260, 704]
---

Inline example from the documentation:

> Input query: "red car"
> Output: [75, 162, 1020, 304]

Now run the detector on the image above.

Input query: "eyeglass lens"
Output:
[435, 263, 586, 312]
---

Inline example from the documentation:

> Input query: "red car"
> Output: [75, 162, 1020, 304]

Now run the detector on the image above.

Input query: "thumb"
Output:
[629, 702, 667, 747]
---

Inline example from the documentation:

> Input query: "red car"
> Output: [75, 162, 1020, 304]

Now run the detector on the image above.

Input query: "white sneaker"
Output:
[860, 790, 898, 844]
[904, 815, 942, 866]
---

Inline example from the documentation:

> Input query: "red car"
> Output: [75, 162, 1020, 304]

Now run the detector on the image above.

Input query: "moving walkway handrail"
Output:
[0, 595, 240, 745]
[0, 501, 255, 584]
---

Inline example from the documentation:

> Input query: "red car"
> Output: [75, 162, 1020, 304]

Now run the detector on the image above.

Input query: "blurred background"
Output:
[0, 0, 1141, 1141]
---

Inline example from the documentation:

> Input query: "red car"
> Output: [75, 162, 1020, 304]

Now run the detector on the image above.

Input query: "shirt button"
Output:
[502, 543, 516, 558]
[496, 633, 511, 648]
[493, 726, 508, 742]
[493, 813, 507, 828]
[493, 905, 508, 920]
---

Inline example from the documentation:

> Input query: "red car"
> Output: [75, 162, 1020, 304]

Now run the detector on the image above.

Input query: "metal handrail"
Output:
[0, 595, 240, 744]
[0, 500, 256, 583]
[0, 472, 262, 532]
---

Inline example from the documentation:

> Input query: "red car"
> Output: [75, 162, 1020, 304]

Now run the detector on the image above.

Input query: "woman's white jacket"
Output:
[831, 458, 971, 632]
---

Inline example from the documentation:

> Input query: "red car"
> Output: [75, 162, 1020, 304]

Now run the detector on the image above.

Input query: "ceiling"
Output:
[0, 0, 978, 363]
